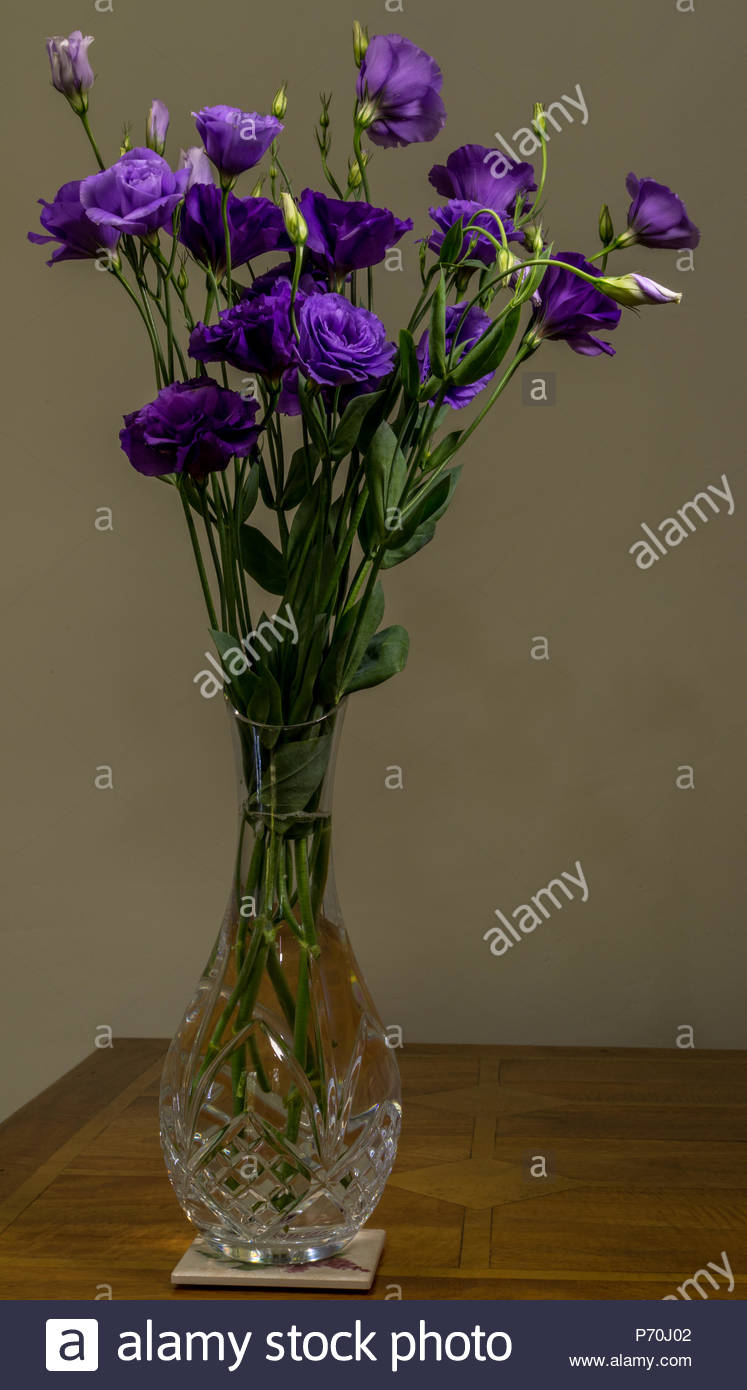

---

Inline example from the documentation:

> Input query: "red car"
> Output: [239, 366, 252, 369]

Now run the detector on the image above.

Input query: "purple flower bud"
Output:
[179, 147, 215, 189]
[622, 174, 700, 251]
[597, 273, 682, 307]
[146, 100, 170, 156]
[46, 31, 95, 110]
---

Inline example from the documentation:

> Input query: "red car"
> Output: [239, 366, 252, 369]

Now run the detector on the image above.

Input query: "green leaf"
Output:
[380, 468, 461, 568]
[363, 421, 407, 539]
[250, 733, 334, 815]
[209, 628, 258, 712]
[429, 272, 447, 378]
[345, 625, 410, 693]
[280, 447, 317, 510]
[333, 581, 385, 699]
[240, 526, 288, 595]
[239, 463, 260, 522]
[296, 374, 329, 454]
[287, 481, 321, 568]
[380, 519, 436, 568]
[398, 329, 421, 399]
[437, 215, 465, 267]
[257, 455, 275, 508]
[449, 304, 522, 387]
[424, 429, 462, 473]
[330, 390, 385, 459]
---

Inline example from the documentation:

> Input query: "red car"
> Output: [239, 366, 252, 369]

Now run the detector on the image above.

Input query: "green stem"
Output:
[221, 187, 233, 303]
[77, 109, 105, 169]
[178, 485, 219, 629]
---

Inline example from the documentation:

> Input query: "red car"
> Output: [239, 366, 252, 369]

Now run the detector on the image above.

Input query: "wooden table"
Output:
[1, 1041, 745, 1300]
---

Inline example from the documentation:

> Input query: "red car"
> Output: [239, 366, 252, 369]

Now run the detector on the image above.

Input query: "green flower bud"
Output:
[353, 20, 369, 68]
[532, 102, 547, 136]
[496, 247, 520, 276]
[177, 266, 188, 293]
[355, 99, 377, 130]
[523, 225, 543, 254]
[280, 192, 308, 246]
[599, 203, 614, 247]
[271, 83, 288, 120]
[250, 175, 264, 198]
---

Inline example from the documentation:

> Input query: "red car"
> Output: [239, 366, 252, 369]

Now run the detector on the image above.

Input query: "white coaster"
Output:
[171, 1229, 386, 1291]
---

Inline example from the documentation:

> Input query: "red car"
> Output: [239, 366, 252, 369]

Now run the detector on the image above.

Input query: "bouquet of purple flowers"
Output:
[31, 23, 700, 1264]
[33, 23, 699, 724]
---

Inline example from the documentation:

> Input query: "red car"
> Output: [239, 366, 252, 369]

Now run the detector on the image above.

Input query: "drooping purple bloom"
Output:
[416, 303, 495, 408]
[297, 293, 396, 389]
[146, 100, 170, 155]
[79, 149, 189, 236]
[356, 34, 446, 148]
[193, 106, 282, 180]
[189, 278, 298, 378]
[119, 378, 260, 481]
[179, 185, 290, 273]
[429, 144, 536, 214]
[28, 179, 120, 266]
[428, 199, 519, 266]
[46, 31, 94, 105]
[528, 252, 621, 356]
[623, 173, 700, 250]
[178, 146, 215, 189]
[299, 189, 412, 276]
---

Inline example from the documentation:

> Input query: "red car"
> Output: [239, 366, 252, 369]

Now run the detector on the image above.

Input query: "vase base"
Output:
[171, 1229, 386, 1290]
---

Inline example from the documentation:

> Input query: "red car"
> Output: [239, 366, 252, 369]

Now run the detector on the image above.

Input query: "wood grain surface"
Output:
[0, 1041, 744, 1301]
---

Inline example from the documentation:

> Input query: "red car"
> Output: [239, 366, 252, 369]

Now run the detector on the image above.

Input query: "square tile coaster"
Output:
[171, 1230, 386, 1291]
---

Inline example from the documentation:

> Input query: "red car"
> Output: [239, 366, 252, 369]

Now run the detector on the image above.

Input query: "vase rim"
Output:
[225, 693, 347, 734]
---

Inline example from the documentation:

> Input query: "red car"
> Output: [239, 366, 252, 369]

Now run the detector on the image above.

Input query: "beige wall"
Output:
[2, 0, 744, 1118]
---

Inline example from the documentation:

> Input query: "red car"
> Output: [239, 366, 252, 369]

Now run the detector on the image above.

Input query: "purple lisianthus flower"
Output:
[146, 100, 170, 156]
[193, 106, 282, 181]
[28, 179, 120, 266]
[179, 185, 290, 273]
[46, 31, 94, 107]
[299, 188, 412, 277]
[356, 34, 446, 148]
[622, 173, 700, 250]
[428, 199, 520, 266]
[297, 293, 396, 389]
[120, 378, 260, 481]
[528, 252, 621, 356]
[189, 278, 298, 378]
[416, 302, 495, 408]
[179, 146, 215, 189]
[80, 149, 189, 237]
[429, 144, 536, 215]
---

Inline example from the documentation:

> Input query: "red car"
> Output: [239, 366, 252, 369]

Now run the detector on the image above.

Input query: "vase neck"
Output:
[228, 700, 346, 823]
